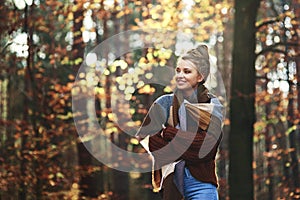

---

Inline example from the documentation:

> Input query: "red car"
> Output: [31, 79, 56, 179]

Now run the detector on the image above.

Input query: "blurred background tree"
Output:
[0, 0, 299, 199]
[229, 1, 260, 199]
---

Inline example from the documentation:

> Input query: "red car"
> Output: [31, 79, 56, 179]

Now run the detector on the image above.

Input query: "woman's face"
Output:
[175, 59, 203, 93]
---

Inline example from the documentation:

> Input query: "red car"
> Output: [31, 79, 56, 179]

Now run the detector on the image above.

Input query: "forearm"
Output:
[146, 126, 221, 165]
[163, 127, 221, 162]
[148, 132, 181, 167]
[148, 131, 168, 152]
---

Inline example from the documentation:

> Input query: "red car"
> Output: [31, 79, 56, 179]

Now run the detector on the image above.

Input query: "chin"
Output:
[176, 86, 186, 90]
[177, 86, 192, 92]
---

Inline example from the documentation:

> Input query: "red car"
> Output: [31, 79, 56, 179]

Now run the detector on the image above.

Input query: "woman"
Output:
[136, 45, 223, 200]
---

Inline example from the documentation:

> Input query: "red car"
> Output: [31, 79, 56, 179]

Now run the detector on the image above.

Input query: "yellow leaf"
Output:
[130, 138, 139, 145]
[68, 13, 73, 20]
[72, 5, 78, 12]
[146, 53, 154, 61]
[163, 86, 172, 93]
[68, 74, 75, 80]
[49, 180, 56, 186]
[145, 73, 153, 79]
[116, 11, 124, 18]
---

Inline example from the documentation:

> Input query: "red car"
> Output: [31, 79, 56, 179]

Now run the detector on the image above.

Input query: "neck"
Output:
[183, 83, 200, 97]
[182, 89, 195, 98]
[181, 88, 198, 103]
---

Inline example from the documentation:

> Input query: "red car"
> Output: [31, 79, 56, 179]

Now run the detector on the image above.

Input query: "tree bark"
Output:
[229, 0, 260, 199]
[71, 1, 92, 197]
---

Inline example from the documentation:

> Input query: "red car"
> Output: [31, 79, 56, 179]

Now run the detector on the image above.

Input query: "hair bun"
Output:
[195, 45, 209, 58]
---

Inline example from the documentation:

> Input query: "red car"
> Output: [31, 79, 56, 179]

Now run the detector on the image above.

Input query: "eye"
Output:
[183, 69, 191, 74]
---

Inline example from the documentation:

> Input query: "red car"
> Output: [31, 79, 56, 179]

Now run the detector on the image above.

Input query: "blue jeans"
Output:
[183, 167, 219, 200]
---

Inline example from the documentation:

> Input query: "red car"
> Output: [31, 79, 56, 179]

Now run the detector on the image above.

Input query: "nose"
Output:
[176, 71, 184, 78]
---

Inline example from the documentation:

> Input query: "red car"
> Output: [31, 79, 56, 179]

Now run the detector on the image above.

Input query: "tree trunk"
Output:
[285, 0, 300, 189]
[290, 0, 300, 192]
[229, 0, 260, 199]
[20, 4, 39, 199]
[214, 11, 233, 199]
[71, 1, 93, 197]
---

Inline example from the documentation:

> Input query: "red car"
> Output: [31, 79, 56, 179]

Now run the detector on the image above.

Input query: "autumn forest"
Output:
[0, 0, 299, 199]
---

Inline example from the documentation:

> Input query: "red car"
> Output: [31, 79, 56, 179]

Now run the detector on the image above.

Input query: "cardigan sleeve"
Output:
[175, 129, 222, 162]
[148, 131, 181, 167]
[135, 94, 172, 139]
[148, 127, 222, 166]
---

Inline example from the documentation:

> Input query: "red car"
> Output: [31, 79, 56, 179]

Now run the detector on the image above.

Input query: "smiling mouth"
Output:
[176, 79, 186, 84]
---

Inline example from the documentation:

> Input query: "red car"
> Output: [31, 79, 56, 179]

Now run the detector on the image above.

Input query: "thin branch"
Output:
[256, 42, 299, 57]
[1, 42, 13, 55]
[256, 48, 285, 57]
[256, 18, 281, 30]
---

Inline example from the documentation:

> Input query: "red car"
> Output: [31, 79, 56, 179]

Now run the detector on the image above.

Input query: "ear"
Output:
[197, 74, 204, 83]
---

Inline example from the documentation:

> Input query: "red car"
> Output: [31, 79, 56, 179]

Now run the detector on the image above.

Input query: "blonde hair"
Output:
[180, 45, 210, 83]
